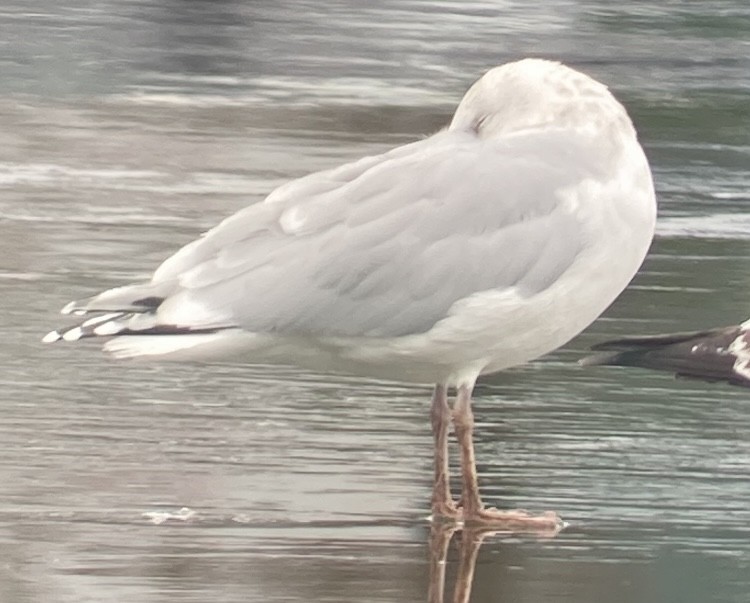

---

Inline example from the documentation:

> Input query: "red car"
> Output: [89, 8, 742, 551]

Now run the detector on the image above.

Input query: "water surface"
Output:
[2, 2, 750, 602]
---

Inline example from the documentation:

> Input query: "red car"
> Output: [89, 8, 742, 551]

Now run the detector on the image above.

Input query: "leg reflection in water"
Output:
[427, 522, 560, 603]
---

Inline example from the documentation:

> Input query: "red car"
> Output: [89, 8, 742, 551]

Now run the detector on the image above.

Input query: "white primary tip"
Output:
[62, 327, 83, 341]
[61, 301, 76, 315]
[42, 330, 62, 343]
[94, 320, 123, 336]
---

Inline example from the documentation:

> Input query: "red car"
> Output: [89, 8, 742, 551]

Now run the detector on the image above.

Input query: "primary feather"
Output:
[582, 322, 750, 388]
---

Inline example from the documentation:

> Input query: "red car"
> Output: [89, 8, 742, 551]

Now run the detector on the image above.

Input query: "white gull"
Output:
[44, 59, 656, 530]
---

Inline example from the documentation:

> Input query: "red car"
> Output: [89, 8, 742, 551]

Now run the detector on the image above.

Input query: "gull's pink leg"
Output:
[430, 384, 459, 519]
[453, 384, 562, 532]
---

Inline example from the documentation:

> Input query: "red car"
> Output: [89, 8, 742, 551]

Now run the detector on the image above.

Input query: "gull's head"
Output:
[450, 58, 636, 142]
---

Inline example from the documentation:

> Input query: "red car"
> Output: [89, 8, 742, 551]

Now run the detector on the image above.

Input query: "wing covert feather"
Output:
[158, 129, 598, 337]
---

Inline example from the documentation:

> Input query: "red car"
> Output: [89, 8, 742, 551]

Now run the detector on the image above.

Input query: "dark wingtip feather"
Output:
[587, 329, 719, 352]
[582, 324, 750, 388]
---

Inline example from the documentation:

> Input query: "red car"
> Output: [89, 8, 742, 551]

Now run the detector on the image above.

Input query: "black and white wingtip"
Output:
[42, 325, 84, 343]
[43, 311, 133, 344]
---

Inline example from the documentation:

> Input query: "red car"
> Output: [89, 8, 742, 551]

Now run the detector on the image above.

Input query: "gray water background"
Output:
[1, 2, 750, 602]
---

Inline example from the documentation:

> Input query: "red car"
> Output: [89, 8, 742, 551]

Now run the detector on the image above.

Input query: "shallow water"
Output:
[2, 2, 750, 602]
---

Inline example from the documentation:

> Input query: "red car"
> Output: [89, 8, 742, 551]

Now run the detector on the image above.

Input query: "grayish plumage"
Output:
[45, 58, 657, 529]
[46, 59, 655, 388]
[156, 130, 586, 338]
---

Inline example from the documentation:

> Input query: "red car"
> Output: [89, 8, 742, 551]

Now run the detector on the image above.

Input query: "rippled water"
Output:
[2, 2, 750, 602]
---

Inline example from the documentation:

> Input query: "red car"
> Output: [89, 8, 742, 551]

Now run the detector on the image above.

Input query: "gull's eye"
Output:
[472, 115, 488, 134]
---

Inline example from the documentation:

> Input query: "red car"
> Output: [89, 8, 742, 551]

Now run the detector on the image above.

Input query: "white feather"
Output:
[103, 330, 250, 360]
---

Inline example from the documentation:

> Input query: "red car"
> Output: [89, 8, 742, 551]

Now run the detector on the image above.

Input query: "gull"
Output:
[582, 319, 750, 388]
[44, 59, 656, 529]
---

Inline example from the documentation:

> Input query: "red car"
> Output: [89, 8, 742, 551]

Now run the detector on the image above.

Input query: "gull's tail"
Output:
[581, 325, 750, 388]
[43, 282, 238, 359]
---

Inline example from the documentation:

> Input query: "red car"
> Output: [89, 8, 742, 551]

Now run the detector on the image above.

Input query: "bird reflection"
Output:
[427, 522, 560, 603]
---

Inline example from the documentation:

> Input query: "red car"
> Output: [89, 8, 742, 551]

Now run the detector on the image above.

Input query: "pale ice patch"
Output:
[0, 271, 45, 281]
[142, 507, 197, 525]
[0, 162, 162, 186]
[657, 213, 750, 240]
[111, 76, 451, 108]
